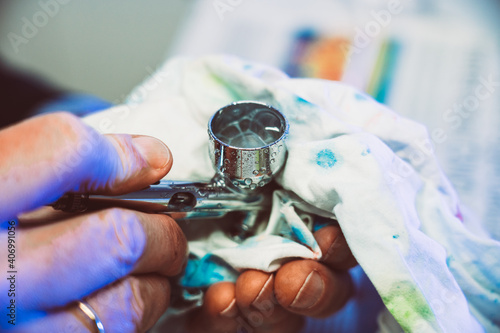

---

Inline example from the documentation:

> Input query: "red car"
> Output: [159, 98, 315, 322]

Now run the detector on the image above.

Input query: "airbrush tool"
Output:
[52, 101, 289, 225]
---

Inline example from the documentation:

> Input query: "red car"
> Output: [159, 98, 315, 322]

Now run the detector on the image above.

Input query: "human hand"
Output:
[187, 224, 357, 333]
[0, 113, 188, 332]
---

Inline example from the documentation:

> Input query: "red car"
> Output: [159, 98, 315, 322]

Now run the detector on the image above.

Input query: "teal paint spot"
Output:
[387, 141, 408, 152]
[296, 95, 311, 104]
[316, 149, 337, 168]
[354, 92, 368, 101]
[290, 225, 307, 244]
[312, 217, 337, 232]
[438, 186, 447, 195]
[180, 254, 239, 288]
[393, 234, 399, 239]
[361, 148, 371, 156]
[281, 238, 295, 244]
[446, 255, 455, 267]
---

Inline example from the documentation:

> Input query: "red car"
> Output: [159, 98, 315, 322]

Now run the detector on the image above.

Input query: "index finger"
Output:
[16, 208, 187, 310]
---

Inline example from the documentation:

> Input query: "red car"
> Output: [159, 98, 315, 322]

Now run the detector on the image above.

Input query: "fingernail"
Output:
[220, 299, 238, 318]
[181, 250, 190, 272]
[252, 275, 273, 308]
[290, 271, 324, 310]
[322, 235, 341, 263]
[133, 136, 171, 169]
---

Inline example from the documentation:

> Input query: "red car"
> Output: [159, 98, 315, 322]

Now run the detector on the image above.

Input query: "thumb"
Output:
[0, 112, 172, 221]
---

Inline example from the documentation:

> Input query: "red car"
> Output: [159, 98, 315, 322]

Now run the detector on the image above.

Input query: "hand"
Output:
[0, 113, 188, 332]
[187, 224, 357, 333]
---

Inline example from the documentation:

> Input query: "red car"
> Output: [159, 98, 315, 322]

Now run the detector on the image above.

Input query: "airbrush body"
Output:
[52, 102, 289, 224]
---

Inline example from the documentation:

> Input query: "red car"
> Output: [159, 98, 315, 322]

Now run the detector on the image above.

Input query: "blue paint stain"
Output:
[361, 148, 371, 156]
[180, 254, 239, 288]
[393, 234, 399, 239]
[312, 217, 337, 232]
[387, 140, 408, 152]
[316, 149, 337, 168]
[446, 255, 455, 267]
[291, 225, 307, 244]
[296, 95, 312, 105]
[354, 93, 368, 101]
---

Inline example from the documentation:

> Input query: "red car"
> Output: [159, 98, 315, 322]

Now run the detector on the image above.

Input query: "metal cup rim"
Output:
[208, 101, 289, 151]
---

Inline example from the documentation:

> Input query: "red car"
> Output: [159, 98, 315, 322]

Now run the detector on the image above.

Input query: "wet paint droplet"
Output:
[253, 170, 259, 175]
[244, 178, 252, 185]
[393, 234, 399, 239]
[258, 181, 265, 187]
[316, 149, 337, 168]
[250, 184, 257, 190]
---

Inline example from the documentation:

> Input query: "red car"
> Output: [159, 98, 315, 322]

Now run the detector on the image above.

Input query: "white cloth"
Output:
[84, 55, 500, 332]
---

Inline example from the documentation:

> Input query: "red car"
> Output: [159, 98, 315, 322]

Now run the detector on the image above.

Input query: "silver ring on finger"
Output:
[78, 300, 105, 333]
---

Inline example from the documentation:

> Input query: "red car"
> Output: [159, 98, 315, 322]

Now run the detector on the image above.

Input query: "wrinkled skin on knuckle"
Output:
[109, 276, 169, 333]
[98, 208, 146, 277]
[43, 113, 94, 161]
[160, 218, 188, 276]
[38, 113, 134, 195]
[99, 134, 147, 194]
[37, 112, 84, 145]
[93, 277, 146, 333]
[122, 277, 147, 332]
[44, 113, 110, 192]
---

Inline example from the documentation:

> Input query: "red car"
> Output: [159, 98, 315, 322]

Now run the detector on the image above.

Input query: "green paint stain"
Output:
[210, 74, 243, 100]
[381, 281, 437, 332]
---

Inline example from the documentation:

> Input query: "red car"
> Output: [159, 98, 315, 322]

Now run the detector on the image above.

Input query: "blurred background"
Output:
[0, 0, 499, 235]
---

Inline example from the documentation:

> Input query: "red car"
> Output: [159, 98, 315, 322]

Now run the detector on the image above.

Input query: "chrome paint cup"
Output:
[208, 101, 289, 190]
